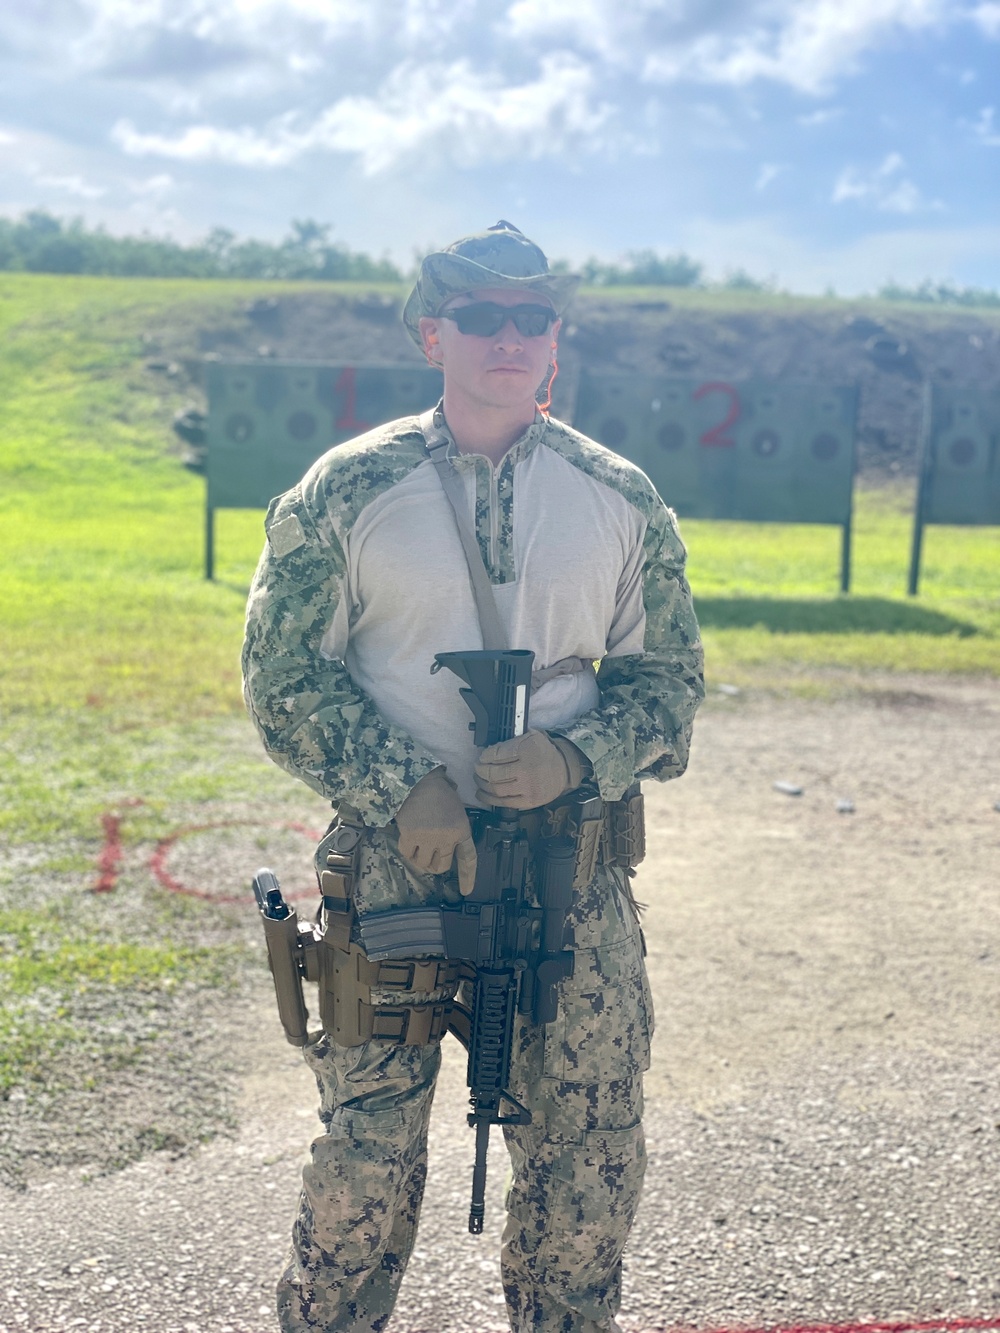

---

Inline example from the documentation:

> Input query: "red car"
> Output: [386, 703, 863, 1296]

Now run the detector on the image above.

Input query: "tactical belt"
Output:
[312, 784, 644, 1048]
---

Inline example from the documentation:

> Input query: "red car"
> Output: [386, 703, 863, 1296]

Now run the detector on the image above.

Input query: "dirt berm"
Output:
[166, 289, 1000, 480]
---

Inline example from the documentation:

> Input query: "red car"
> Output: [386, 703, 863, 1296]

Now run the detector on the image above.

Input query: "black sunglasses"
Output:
[439, 301, 557, 338]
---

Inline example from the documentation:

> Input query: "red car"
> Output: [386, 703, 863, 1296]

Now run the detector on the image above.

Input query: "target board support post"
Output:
[205, 504, 215, 581]
[840, 510, 852, 594]
[907, 381, 1000, 596]
[908, 381, 933, 596]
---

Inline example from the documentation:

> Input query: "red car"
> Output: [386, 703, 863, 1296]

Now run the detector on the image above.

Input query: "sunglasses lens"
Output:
[453, 305, 506, 336]
[515, 308, 553, 336]
[447, 302, 555, 337]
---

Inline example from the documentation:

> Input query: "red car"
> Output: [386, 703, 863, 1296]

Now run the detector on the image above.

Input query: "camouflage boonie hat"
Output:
[402, 220, 580, 346]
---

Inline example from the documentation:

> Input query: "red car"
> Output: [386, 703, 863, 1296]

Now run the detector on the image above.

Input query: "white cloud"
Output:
[113, 118, 295, 166]
[504, 0, 646, 61]
[329, 54, 611, 173]
[644, 0, 952, 94]
[507, 0, 960, 97]
[797, 106, 844, 126]
[970, 2, 1000, 36]
[49, 0, 967, 102]
[0, 129, 16, 145]
[877, 180, 924, 213]
[113, 53, 611, 174]
[75, 0, 361, 45]
[833, 150, 904, 198]
[31, 171, 106, 199]
[832, 151, 939, 213]
[970, 105, 1000, 145]
[128, 172, 176, 196]
[70, 0, 469, 73]
[755, 162, 787, 191]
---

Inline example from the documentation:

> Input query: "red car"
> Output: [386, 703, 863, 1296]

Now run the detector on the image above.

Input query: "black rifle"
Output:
[357, 648, 577, 1234]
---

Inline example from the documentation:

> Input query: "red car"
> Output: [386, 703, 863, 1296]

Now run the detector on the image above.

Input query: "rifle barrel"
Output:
[468, 1120, 490, 1234]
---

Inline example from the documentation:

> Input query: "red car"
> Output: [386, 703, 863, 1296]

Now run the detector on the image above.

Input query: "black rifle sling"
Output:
[420, 406, 508, 653]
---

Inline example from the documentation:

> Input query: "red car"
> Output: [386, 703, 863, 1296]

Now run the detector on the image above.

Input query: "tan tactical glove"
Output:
[474, 730, 591, 811]
[394, 768, 477, 896]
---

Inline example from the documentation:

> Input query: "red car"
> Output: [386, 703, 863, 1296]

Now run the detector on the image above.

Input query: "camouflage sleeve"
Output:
[552, 502, 705, 800]
[241, 484, 442, 827]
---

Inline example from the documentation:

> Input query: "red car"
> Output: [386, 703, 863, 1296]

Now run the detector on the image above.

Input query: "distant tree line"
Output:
[556, 249, 780, 292]
[0, 213, 403, 282]
[572, 250, 705, 287]
[0, 216, 773, 292]
[2, 211, 998, 307]
[875, 279, 1000, 309]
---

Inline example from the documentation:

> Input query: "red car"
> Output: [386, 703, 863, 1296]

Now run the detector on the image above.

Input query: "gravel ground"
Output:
[0, 984, 240, 1191]
[1, 679, 998, 1333]
[1, 1036, 998, 1333]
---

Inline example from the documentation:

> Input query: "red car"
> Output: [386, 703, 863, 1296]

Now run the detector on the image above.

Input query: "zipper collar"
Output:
[427, 403, 547, 470]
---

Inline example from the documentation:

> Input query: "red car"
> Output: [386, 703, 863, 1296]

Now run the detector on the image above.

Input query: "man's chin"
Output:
[479, 372, 540, 408]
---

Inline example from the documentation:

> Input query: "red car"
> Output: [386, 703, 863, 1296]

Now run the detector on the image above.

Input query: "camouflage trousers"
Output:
[277, 822, 654, 1333]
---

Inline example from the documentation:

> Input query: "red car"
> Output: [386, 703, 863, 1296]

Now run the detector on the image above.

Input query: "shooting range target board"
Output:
[574, 372, 858, 588]
[909, 385, 1000, 593]
[202, 361, 442, 577]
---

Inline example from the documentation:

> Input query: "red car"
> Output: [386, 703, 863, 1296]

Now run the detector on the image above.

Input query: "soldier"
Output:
[242, 221, 704, 1332]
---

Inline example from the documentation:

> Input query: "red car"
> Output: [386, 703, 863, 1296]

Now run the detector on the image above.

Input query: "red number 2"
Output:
[335, 366, 370, 432]
[694, 381, 741, 447]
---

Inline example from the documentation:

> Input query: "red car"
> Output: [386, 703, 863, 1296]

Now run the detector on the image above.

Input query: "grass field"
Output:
[0, 273, 997, 1114]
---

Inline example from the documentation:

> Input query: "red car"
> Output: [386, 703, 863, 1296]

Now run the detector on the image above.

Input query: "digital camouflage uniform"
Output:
[242, 405, 703, 1331]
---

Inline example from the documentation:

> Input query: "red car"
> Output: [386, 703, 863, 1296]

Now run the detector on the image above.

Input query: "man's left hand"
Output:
[474, 730, 590, 810]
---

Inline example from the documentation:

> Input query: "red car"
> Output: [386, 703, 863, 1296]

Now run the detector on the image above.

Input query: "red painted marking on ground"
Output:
[91, 813, 123, 892]
[149, 818, 321, 903]
[635, 1319, 1000, 1333]
[90, 798, 146, 893]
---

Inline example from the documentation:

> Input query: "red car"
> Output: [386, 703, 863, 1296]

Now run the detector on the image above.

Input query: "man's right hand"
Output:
[394, 768, 477, 896]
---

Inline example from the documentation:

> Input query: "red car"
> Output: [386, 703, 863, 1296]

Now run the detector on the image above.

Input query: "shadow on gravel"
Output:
[696, 595, 980, 636]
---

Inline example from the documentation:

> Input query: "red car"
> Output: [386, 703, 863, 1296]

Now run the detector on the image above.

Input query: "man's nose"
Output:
[494, 319, 524, 350]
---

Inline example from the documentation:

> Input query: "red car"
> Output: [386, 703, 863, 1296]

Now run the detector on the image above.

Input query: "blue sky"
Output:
[1, 0, 998, 293]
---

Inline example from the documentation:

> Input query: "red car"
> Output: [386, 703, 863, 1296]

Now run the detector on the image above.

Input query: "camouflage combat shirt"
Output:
[242, 412, 704, 826]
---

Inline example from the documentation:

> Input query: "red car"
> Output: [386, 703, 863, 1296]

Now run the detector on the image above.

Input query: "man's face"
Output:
[419, 286, 560, 413]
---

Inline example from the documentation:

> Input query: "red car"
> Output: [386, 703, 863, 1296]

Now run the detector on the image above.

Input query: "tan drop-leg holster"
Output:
[310, 808, 464, 1047]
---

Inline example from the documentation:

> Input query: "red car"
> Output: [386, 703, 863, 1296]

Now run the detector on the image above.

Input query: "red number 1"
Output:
[694, 381, 741, 447]
[335, 367, 370, 432]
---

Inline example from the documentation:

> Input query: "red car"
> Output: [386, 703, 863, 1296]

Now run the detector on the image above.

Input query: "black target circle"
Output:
[752, 429, 781, 458]
[658, 422, 685, 452]
[948, 437, 976, 466]
[811, 432, 839, 461]
[225, 412, 254, 443]
[600, 417, 628, 448]
[287, 410, 317, 441]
